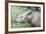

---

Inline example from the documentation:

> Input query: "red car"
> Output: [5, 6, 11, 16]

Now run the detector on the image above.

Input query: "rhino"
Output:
[15, 10, 41, 27]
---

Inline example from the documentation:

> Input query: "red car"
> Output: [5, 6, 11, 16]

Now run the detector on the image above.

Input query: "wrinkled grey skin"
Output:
[15, 10, 41, 27]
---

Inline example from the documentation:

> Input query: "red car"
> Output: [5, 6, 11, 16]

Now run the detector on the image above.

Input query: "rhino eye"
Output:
[27, 12, 32, 15]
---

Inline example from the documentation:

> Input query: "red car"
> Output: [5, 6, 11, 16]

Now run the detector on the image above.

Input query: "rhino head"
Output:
[15, 10, 32, 23]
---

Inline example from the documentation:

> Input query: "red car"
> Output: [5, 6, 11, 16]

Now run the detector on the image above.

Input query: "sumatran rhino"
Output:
[15, 10, 41, 27]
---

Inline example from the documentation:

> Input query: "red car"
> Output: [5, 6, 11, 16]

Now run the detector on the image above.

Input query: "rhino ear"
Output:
[27, 12, 32, 15]
[15, 15, 18, 18]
